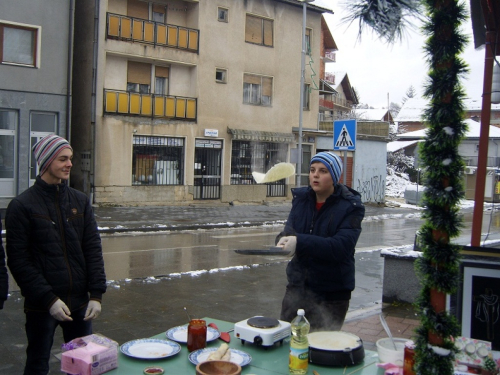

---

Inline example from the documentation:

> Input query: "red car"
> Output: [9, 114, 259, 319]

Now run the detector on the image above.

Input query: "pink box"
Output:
[61, 341, 118, 375]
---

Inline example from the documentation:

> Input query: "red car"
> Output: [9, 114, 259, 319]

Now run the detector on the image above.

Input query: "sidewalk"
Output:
[0, 201, 421, 374]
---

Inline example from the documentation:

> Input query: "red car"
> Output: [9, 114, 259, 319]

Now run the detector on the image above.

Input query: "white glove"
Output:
[277, 236, 297, 256]
[84, 300, 101, 321]
[49, 299, 73, 321]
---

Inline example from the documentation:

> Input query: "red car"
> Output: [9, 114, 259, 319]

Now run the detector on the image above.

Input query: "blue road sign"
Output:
[333, 119, 356, 151]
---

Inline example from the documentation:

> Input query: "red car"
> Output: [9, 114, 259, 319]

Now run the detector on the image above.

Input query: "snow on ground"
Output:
[385, 167, 414, 198]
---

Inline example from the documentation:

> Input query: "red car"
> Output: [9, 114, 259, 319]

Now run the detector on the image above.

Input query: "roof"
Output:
[332, 71, 358, 104]
[387, 140, 420, 153]
[469, 0, 500, 51]
[395, 97, 500, 122]
[397, 119, 500, 139]
[355, 108, 390, 121]
[276, 0, 334, 14]
[321, 15, 337, 51]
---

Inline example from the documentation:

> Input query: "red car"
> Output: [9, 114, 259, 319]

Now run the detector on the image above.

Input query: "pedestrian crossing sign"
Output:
[333, 119, 356, 151]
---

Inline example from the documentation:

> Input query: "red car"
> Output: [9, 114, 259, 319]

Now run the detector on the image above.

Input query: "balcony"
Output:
[104, 89, 197, 121]
[106, 13, 199, 53]
[324, 51, 336, 62]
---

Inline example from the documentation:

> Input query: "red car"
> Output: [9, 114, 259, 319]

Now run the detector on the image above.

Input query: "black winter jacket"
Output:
[279, 185, 364, 300]
[6, 176, 106, 312]
[0, 220, 7, 309]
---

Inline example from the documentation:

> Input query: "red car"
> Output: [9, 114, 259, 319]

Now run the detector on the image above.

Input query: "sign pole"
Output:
[343, 150, 347, 185]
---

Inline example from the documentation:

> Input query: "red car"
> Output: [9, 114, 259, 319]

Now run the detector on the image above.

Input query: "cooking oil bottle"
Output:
[289, 309, 310, 375]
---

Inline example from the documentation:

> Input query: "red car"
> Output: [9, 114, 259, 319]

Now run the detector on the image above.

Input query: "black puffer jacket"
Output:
[278, 185, 364, 300]
[6, 176, 106, 312]
[0, 220, 7, 309]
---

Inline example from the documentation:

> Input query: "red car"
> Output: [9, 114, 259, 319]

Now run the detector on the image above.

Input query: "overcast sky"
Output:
[313, 1, 485, 109]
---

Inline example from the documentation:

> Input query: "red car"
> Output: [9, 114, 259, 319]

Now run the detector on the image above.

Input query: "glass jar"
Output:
[187, 319, 207, 352]
[403, 340, 416, 375]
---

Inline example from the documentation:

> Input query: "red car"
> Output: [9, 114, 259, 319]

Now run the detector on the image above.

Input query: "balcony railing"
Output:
[104, 89, 197, 121]
[106, 12, 199, 53]
[324, 51, 336, 62]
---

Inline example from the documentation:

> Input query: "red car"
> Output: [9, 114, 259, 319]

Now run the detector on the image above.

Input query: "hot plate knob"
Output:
[253, 336, 263, 346]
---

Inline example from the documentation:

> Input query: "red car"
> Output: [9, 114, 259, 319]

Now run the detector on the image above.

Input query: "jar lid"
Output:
[143, 366, 164, 375]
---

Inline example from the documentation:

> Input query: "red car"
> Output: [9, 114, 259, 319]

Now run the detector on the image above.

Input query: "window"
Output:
[305, 28, 312, 55]
[231, 141, 286, 185]
[0, 110, 17, 182]
[243, 73, 272, 106]
[245, 15, 273, 47]
[127, 83, 150, 93]
[303, 84, 310, 110]
[127, 61, 151, 93]
[31, 112, 57, 132]
[152, 4, 166, 23]
[216, 68, 227, 83]
[132, 136, 184, 185]
[154, 65, 169, 95]
[1, 22, 39, 66]
[218, 7, 228, 22]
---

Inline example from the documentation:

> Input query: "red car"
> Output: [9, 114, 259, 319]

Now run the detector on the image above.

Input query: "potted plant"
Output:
[482, 357, 498, 375]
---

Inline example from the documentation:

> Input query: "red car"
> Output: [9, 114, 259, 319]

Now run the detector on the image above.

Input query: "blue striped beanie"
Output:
[310, 151, 343, 184]
[32, 134, 72, 176]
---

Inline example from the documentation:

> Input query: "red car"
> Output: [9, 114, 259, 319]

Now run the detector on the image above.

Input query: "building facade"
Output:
[71, 0, 333, 205]
[0, 0, 74, 208]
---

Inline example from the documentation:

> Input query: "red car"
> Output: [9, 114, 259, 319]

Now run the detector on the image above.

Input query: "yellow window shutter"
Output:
[178, 28, 188, 48]
[132, 19, 143, 40]
[154, 96, 165, 117]
[108, 15, 120, 37]
[157, 24, 167, 44]
[188, 30, 198, 50]
[167, 26, 178, 46]
[121, 17, 132, 39]
[176, 99, 186, 118]
[105, 91, 117, 112]
[141, 95, 152, 115]
[118, 92, 129, 113]
[130, 93, 141, 114]
[144, 22, 154, 42]
[166, 97, 175, 117]
[186, 99, 196, 119]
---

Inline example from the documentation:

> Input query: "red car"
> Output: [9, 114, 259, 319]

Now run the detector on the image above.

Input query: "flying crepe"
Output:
[252, 162, 295, 184]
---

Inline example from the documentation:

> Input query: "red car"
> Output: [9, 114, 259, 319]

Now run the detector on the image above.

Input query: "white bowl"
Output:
[376, 337, 407, 366]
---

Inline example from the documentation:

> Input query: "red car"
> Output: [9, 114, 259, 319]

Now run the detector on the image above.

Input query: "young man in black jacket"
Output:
[6, 134, 106, 375]
[277, 151, 365, 331]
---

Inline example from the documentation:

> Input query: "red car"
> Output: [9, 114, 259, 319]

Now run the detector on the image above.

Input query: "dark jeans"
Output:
[24, 306, 92, 375]
[280, 286, 350, 332]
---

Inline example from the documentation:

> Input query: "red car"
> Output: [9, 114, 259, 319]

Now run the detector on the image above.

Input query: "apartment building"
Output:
[0, 0, 74, 208]
[71, 0, 333, 205]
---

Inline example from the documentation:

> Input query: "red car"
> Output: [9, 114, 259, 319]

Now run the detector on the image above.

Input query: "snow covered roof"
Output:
[387, 140, 420, 153]
[398, 118, 500, 139]
[356, 108, 389, 121]
[395, 97, 500, 122]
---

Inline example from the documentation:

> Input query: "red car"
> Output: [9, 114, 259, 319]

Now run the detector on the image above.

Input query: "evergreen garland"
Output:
[414, 0, 469, 374]
[344, 0, 470, 373]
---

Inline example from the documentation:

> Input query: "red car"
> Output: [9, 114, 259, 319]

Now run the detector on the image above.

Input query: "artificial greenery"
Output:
[414, 0, 469, 374]
[484, 357, 498, 372]
[344, 0, 470, 374]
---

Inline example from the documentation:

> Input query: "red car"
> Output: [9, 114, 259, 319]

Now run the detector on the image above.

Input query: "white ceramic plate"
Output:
[165, 325, 220, 343]
[120, 339, 181, 359]
[188, 347, 252, 366]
